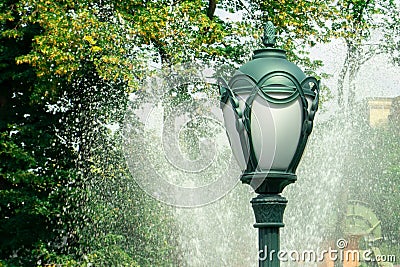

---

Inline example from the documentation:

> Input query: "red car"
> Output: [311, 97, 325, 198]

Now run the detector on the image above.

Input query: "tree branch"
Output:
[337, 43, 350, 108]
[207, 0, 217, 20]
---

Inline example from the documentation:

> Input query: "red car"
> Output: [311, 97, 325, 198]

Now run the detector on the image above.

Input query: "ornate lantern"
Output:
[219, 22, 320, 266]
[220, 21, 320, 194]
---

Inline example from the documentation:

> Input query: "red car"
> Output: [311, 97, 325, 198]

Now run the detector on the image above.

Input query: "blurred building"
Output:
[366, 96, 400, 127]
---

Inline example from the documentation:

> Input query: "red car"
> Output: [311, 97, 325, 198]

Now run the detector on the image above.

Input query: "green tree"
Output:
[0, 0, 182, 265]
[328, 0, 399, 108]
[0, 2, 79, 263]
[0, 130, 77, 266]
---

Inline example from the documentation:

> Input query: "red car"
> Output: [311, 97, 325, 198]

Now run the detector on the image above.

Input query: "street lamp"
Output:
[219, 22, 320, 267]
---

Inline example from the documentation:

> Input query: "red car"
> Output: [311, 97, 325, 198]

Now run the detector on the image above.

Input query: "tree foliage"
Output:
[328, 0, 399, 108]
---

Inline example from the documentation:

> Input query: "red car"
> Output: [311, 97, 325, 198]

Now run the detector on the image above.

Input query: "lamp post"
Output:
[219, 22, 320, 267]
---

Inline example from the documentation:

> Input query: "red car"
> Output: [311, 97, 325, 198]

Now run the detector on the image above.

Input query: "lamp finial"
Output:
[263, 21, 276, 47]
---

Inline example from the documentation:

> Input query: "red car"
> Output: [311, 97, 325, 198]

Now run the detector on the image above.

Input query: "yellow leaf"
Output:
[91, 46, 102, 53]
[83, 35, 96, 45]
